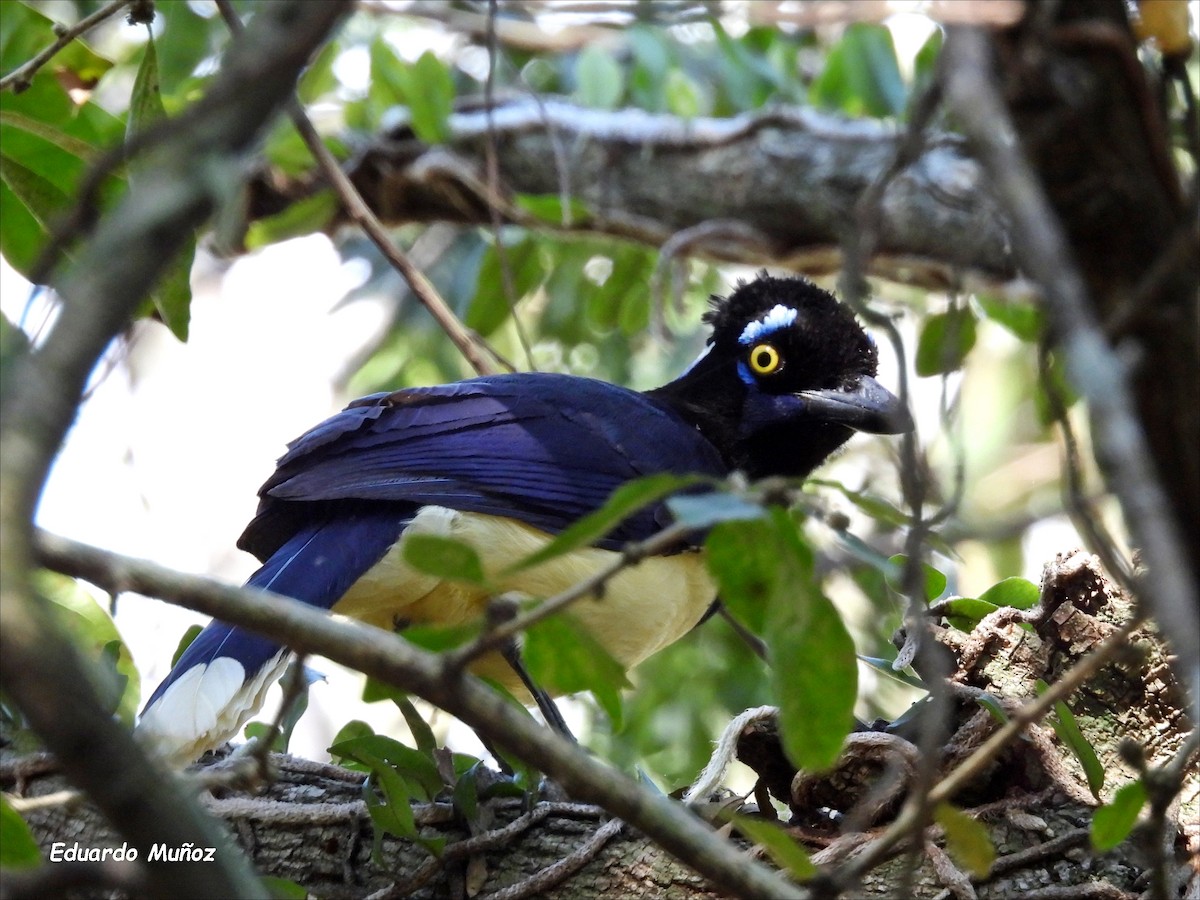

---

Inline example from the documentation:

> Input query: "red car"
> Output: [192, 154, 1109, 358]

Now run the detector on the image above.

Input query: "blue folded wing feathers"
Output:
[243, 374, 725, 557]
[139, 373, 726, 762]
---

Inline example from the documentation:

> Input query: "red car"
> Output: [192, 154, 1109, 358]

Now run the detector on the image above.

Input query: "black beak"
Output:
[797, 375, 912, 434]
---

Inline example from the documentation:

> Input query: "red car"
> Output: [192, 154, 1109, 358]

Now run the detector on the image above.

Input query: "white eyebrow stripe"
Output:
[738, 304, 798, 345]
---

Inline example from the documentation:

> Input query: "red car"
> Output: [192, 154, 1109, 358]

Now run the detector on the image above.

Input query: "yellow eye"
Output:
[748, 343, 782, 375]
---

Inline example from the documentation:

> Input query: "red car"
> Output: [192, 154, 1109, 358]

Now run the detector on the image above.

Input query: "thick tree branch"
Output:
[248, 100, 1017, 291]
[33, 529, 805, 900]
[0, 3, 353, 897]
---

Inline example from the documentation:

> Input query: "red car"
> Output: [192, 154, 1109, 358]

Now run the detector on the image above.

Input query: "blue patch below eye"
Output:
[736, 360, 755, 385]
[739, 304, 798, 345]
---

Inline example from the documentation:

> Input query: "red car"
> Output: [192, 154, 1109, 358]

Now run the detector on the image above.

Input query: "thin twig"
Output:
[485, 0, 536, 371]
[445, 522, 691, 670]
[1142, 729, 1200, 900]
[3, 788, 84, 813]
[1038, 341, 1136, 590]
[480, 816, 624, 900]
[0, 0, 135, 92]
[214, 0, 498, 378]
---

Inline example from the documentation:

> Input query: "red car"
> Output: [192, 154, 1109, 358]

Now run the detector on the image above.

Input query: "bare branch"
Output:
[247, 100, 1017, 291]
[0, 0, 135, 93]
[214, 0, 498, 376]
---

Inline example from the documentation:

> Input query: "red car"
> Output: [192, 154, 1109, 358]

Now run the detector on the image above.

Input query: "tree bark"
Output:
[246, 100, 1017, 292]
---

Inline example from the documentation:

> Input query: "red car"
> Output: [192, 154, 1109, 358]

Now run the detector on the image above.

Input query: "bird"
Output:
[137, 273, 910, 764]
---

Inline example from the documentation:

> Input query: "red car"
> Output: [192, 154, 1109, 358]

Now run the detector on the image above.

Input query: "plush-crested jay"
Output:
[138, 274, 910, 763]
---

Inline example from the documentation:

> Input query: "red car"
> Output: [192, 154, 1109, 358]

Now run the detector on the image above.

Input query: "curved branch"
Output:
[248, 100, 1017, 291]
[0, 0, 135, 93]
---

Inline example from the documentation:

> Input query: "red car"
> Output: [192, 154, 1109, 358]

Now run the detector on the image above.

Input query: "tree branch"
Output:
[247, 99, 1017, 291]
[941, 24, 1200, 725]
[0, 0, 135, 93]
[33, 529, 805, 900]
[0, 4, 353, 897]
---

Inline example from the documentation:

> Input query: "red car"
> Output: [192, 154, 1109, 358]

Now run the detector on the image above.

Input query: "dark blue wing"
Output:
[239, 373, 728, 559]
[139, 373, 727, 761]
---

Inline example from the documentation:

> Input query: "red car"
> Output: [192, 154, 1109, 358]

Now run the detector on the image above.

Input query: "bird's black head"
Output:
[648, 274, 911, 479]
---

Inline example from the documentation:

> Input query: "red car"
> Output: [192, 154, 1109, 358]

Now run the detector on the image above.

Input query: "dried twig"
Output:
[0, 0, 135, 93]
[445, 522, 691, 670]
[213, 0, 499, 377]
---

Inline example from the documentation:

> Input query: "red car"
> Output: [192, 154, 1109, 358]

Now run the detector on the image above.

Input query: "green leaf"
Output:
[732, 815, 817, 880]
[297, 38, 340, 104]
[705, 519, 778, 635]
[470, 238, 544, 335]
[916, 306, 977, 376]
[0, 2, 112, 84]
[329, 719, 375, 757]
[400, 621, 480, 653]
[714, 513, 857, 770]
[331, 735, 444, 802]
[452, 760, 481, 821]
[664, 68, 703, 118]
[170, 624, 203, 666]
[1038, 680, 1105, 799]
[935, 803, 995, 877]
[887, 554, 947, 601]
[942, 597, 1001, 631]
[398, 696, 439, 757]
[402, 534, 487, 586]
[1091, 780, 1147, 851]
[125, 34, 193, 340]
[574, 44, 624, 109]
[361, 680, 439, 756]
[810, 24, 906, 118]
[978, 577, 1040, 610]
[976, 294, 1044, 342]
[262, 876, 308, 899]
[409, 51, 455, 143]
[974, 693, 1010, 724]
[245, 190, 337, 249]
[524, 614, 630, 728]
[514, 193, 591, 227]
[38, 572, 140, 725]
[505, 473, 702, 574]
[360, 754, 419, 841]
[128, 35, 166, 139]
[768, 512, 858, 772]
[0, 794, 41, 868]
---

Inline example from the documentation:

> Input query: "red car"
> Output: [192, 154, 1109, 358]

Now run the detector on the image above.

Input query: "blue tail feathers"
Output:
[137, 510, 406, 762]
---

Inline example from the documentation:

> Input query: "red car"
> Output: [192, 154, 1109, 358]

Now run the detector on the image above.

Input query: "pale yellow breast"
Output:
[333, 506, 716, 694]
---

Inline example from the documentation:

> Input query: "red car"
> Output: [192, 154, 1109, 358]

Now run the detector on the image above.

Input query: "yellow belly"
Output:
[332, 506, 716, 695]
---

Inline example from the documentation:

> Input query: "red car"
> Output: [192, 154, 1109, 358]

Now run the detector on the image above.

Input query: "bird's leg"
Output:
[499, 642, 576, 741]
[714, 602, 768, 661]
